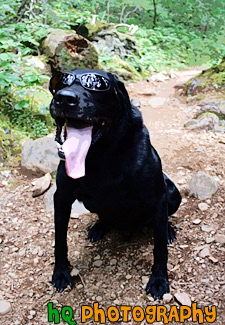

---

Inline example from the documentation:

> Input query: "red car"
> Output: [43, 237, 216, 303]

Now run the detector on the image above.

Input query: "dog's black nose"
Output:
[55, 89, 79, 107]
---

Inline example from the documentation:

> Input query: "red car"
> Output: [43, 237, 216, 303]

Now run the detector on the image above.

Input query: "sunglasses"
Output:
[49, 72, 110, 94]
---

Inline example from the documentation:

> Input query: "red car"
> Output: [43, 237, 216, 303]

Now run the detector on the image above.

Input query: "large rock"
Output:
[184, 99, 225, 132]
[186, 171, 218, 199]
[21, 134, 59, 174]
[42, 29, 98, 72]
[44, 183, 89, 215]
[195, 100, 225, 118]
[184, 112, 220, 131]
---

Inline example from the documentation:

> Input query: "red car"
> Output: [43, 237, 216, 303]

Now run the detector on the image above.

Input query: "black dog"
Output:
[49, 68, 181, 299]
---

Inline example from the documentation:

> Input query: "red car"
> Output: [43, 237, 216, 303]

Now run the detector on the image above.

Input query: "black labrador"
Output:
[49, 68, 181, 299]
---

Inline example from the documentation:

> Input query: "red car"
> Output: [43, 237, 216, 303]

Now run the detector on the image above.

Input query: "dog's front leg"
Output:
[52, 190, 73, 291]
[146, 193, 169, 299]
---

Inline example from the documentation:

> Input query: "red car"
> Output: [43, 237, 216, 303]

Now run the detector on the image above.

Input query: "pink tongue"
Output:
[62, 126, 92, 179]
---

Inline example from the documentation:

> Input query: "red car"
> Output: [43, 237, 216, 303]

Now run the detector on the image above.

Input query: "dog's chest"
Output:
[75, 166, 140, 214]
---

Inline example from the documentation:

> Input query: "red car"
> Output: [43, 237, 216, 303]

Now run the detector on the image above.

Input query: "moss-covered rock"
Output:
[108, 55, 142, 81]
[42, 29, 99, 72]
[184, 99, 225, 132]
[85, 21, 112, 40]
[186, 57, 225, 95]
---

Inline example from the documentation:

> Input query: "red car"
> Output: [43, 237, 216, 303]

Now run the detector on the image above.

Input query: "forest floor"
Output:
[0, 69, 225, 324]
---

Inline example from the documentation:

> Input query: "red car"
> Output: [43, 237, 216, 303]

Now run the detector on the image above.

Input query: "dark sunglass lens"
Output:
[50, 74, 75, 93]
[81, 74, 109, 90]
[50, 75, 60, 91]
[61, 74, 74, 86]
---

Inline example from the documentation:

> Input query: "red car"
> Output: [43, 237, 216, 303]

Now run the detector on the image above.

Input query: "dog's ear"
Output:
[112, 74, 131, 111]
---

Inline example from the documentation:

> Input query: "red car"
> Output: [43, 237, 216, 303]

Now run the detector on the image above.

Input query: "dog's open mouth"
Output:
[55, 116, 109, 179]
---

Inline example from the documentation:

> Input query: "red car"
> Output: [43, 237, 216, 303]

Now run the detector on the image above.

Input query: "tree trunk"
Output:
[152, 0, 157, 28]
[106, 0, 110, 23]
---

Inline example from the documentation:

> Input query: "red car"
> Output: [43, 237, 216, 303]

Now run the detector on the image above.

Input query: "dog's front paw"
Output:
[52, 267, 73, 292]
[146, 274, 169, 299]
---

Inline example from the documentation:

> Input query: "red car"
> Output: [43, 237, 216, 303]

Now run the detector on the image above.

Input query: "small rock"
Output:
[147, 296, 154, 302]
[208, 256, 218, 263]
[71, 268, 79, 277]
[34, 257, 39, 264]
[32, 173, 51, 197]
[141, 276, 149, 285]
[93, 260, 103, 267]
[193, 218, 201, 225]
[30, 310, 36, 316]
[180, 245, 188, 249]
[186, 171, 218, 200]
[125, 297, 132, 302]
[96, 296, 102, 302]
[147, 71, 169, 82]
[110, 259, 117, 265]
[32, 248, 39, 255]
[18, 248, 26, 256]
[0, 300, 11, 315]
[148, 97, 167, 108]
[163, 293, 173, 303]
[215, 234, 225, 244]
[8, 272, 16, 278]
[199, 247, 210, 258]
[113, 299, 120, 305]
[131, 98, 141, 107]
[174, 292, 191, 307]
[205, 237, 214, 244]
[138, 91, 156, 96]
[76, 284, 83, 290]
[198, 203, 209, 211]
[94, 255, 100, 260]
[38, 249, 44, 256]
[201, 225, 213, 233]
[126, 274, 132, 280]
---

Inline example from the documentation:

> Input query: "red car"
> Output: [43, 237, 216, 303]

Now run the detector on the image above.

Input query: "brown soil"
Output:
[0, 70, 225, 324]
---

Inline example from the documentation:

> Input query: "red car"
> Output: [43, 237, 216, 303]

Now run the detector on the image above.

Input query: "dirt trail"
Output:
[0, 70, 225, 324]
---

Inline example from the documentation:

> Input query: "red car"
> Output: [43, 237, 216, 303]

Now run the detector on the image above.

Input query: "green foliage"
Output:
[0, 49, 52, 138]
[0, 0, 224, 163]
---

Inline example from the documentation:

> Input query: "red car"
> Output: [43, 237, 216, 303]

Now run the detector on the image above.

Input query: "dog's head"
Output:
[49, 68, 132, 178]
[49, 68, 131, 144]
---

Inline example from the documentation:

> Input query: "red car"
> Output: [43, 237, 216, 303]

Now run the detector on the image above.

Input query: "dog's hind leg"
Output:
[163, 173, 181, 216]
[88, 219, 110, 242]
[163, 174, 180, 244]
[167, 223, 176, 244]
